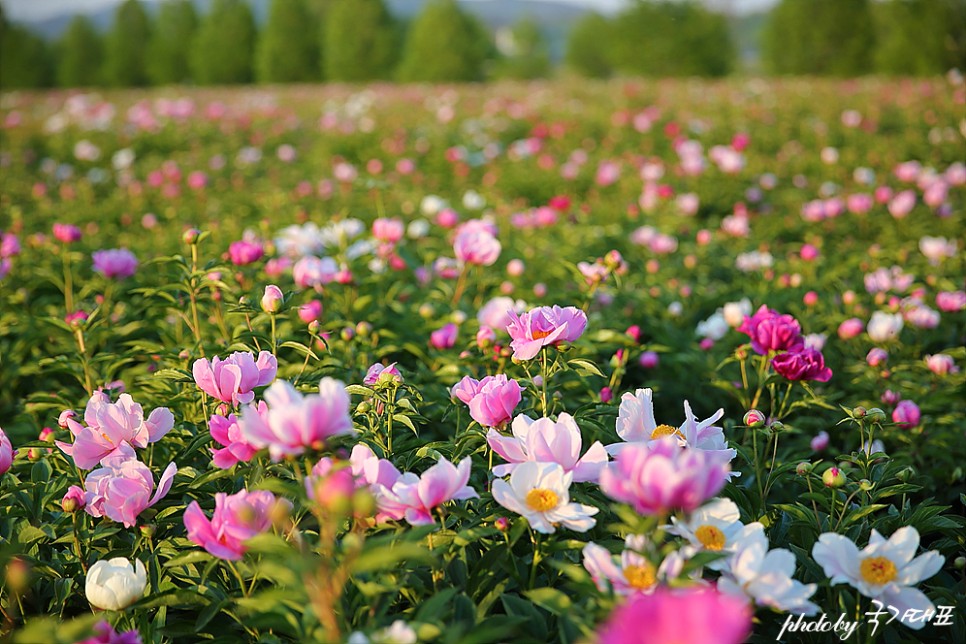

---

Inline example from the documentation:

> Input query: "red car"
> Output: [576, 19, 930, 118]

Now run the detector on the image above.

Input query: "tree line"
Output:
[1, 0, 963, 90]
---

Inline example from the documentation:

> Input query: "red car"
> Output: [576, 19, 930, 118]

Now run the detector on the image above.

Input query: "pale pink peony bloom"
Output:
[936, 290, 966, 312]
[837, 318, 865, 340]
[599, 438, 731, 515]
[452, 374, 522, 428]
[596, 586, 751, 644]
[364, 362, 403, 386]
[192, 351, 277, 406]
[83, 445, 177, 528]
[183, 489, 287, 560]
[867, 348, 888, 367]
[92, 248, 138, 279]
[505, 305, 587, 360]
[453, 229, 501, 266]
[582, 534, 684, 595]
[487, 413, 608, 483]
[372, 218, 404, 244]
[293, 256, 339, 289]
[477, 296, 526, 331]
[924, 353, 958, 376]
[56, 391, 174, 470]
[373, 456, 478, 526]
[887, 190, 916, 218]
[892, 400, 920, 428]
[208, 407, 262, 469]
[239, 379, 354, 461]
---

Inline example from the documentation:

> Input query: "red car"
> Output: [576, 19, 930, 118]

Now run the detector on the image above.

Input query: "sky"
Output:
[2, 0, 778, 22]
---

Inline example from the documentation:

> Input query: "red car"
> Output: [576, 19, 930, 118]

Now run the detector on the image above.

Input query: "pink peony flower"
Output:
[76, 620, 143, 644]
[924, 354, 958, 376]
[487, 413, 608, 483]
[299, 300, 324, 323]
[364, 362, 403, 386]
[83, 445, 177, 528]
[372, 218, 404, 244]
[293, 256, 339, 289]
[505, 305, 588, 360]
[837, 318, 864, 340]
[936, 290, 966, 312]
[56, 391, 174, 470]
[183, 489, 286, 560]
[596, 586, 751, 644]
[192, 351, 277, 406]
[92, 248, 138, 279]
[452, 374, 522, 428]
[0, 427, 12, 475]
[599, 438, 731, 515]
[239, 379, 354, 460]
[53, 223, 82, 243]
[892, 400, 920, 428]
[888, 190, 916, 218]
[62, 485, 87, 512]
[772, 348, 833, 382]
[454, 229, 501, 266]
[372, 456, 478, 526]
[811, 431, 830, 451]
[477, 296, 525, 331]
[228, 239, 264, 266]
[430, 323, 458, 349]
[866, 348, 888, 367]
[737, 305, 804, 355]
[208, 408, 261, 469]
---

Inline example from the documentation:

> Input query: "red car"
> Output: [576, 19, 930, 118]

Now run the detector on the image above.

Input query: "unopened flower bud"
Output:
[954, 556, 966, 570]
[260, 284, 283, 314]
[139, 524, 156, 538]
[182, 228, 201, 245]
[341, 327, 355, 342]
[867, 408, 886, 423]
[896, 467, 915, 483]
[494, 516, 510, 532]
[859, 479, 874, 491]
[355, 321, 372, 338]
[852, 406, 867, 418]
[822, 467, 846, 488]
[62, 485, 86, 512]
[743, 409, 766, 427]
[796, 462, 813, 476]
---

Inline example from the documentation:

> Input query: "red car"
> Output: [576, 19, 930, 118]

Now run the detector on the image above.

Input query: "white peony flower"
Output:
[722, 298, 752, 328]
[667, 498, 754, 571]
[867, 311, 904, 342]
[719, 525, 819, 615]
[696, 311, 729, 340]
[492, 462, 597, 534]
[812, 527, 944, 630]
[86, 557, 147, 610]
[582, 534, 685, 595]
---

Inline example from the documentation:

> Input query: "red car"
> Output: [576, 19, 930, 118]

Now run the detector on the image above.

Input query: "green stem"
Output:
[62, 246, 74, 313]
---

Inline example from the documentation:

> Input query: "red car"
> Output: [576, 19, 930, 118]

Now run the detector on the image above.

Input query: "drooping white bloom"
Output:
[812, 527, 944, 630]
[86, 557, 147, 610]
[719, 525, 819, 615]
[696, 311, 729, 340]
[492, 461, 597, 534]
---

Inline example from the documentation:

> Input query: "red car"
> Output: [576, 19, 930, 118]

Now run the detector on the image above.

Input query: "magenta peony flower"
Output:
[299, 299, 324, 323]
[453, 229, 501, 266]
[92, 248, 138, 279]
[53, 223, 82, 243]
[239, 379, 354, 461]
[372, 456, 478, 526]
[208, 408, 261, 469]
[772, 348, 833, 382]
[55, 391, 174, 470]
[76, 620, 143, 644]
[0, 427, 12, 475]
[430, 323, 458, 349]
[737, 305, 803, 355]
[505, 305, 588, 360]
[892, 400, 920, 429]
[599, 439, 731, 515]
[192, 351, 277, 406]
[83, 445, 177, 528]
[452, 374, 522, 428]
[228, 239, 264, 266]
[183, 489, 286, 560]
[596, 587, 752, 644]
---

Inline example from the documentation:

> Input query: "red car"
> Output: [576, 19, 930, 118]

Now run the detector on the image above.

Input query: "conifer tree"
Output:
[57, 16, 103, 87]
[103, 0, 152, 86]
[323, 0, 395, 81]
[191, 0, 257, 85]
[147, 0, 198, 85]
[397, 0, 491, 83]
[257, 0, 320, 83]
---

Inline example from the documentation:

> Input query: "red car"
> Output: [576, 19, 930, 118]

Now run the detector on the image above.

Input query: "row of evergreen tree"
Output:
[1, 0, 964, 90]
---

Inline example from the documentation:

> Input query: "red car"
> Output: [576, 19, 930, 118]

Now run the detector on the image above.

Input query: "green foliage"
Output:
[56, 17, 103, 88]
[608, 0, 734, 77]
[763, 0, 874, 75]
[190, 0, 256, 85]
[146, 0, 199, 85]
[492, 18, 551, 80]
[256, 0, 320, 83]
[0, 7, 54, 89]
[323, 0, 396, 81]
[103, 0, 152, 87]
[873, 0, 966, 75]
[564, 12, 613, 78]
[397, 0, 491, 83]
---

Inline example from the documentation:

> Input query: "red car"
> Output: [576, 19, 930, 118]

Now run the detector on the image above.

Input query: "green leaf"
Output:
[524, 587, 572, 615]
[567, 359, 605, 377]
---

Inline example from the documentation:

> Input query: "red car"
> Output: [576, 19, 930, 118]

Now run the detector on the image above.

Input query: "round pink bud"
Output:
[800, 244, 819, 261]
[822, 467, 846, 488]
[743, 409, 766, 427]
[600, 387, 613, 403]
[506, 259, 525, 277]
[866, 348, 888, 367]
[810, 431, 829, 452]
[638, 351, 659, 369]
[260, 285, 283, 314]
[837, 318, 864, 340]
[803, 291, 819, 307]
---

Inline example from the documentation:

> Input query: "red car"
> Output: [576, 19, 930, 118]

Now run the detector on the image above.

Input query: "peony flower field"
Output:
[0, 77, 964, 643]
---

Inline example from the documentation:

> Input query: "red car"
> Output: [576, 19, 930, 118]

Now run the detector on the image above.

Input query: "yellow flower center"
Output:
[860, 556, 898, 585]
[650, 424, 684, 440]
[694, 525, 726, 551]
[623, 563, 657, 590]
[525, 488, 559, 512]
[530, 328, 553, 340]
